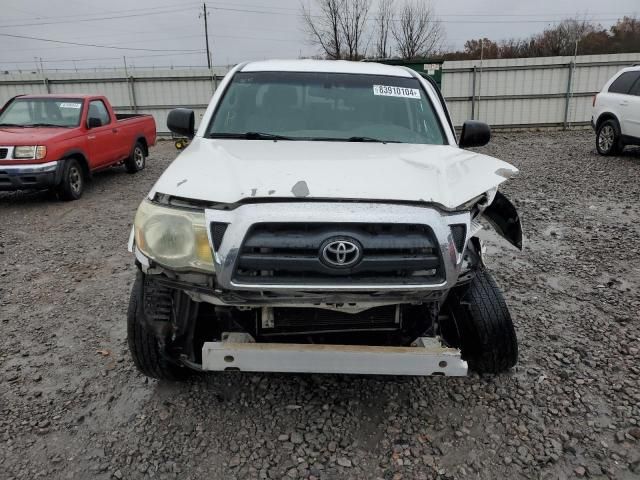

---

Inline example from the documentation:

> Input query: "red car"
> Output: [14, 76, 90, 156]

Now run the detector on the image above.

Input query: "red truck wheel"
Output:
[125, 142, 146, 173]
[56, 158, 84, 201]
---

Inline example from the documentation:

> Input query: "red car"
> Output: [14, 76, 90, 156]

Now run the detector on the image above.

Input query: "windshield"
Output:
[207, 72, 446, 144]
[0, 98, 84, 127]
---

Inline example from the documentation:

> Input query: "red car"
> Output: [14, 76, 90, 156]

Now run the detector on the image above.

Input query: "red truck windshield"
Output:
[0, 98, 84, 128]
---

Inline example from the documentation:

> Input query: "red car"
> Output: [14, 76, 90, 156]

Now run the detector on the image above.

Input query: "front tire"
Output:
[127, 274, 192, 381]
[56, 158, 84, 201]
[125, 142, 146, 173]
[441, 269, 518, 374]
[596, 119, 623, 156]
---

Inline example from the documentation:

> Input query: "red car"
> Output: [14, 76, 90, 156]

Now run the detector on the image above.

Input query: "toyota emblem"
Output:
[320, 237, 362, 268]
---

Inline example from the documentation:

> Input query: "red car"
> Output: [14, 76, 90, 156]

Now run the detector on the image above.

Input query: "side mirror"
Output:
[167, 108, 195, 138]
[459, 121, 491, 148]
[87, 117, 102, 129]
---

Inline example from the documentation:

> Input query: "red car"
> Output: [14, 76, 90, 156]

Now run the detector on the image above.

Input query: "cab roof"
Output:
[241, 59, 414, 78]
[16, 94, 96, 99]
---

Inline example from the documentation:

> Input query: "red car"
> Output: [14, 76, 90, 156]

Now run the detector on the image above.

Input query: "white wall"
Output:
[2, 54, 640, 132]
[442, 53, 640, 127]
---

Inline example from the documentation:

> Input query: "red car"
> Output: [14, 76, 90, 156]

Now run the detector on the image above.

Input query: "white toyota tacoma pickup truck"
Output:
[127, 59, 522, 380]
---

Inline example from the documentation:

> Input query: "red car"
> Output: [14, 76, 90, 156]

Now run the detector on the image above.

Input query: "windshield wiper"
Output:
[209, 131, 295, 140]
[0, 123, 25, 127]
[347, 136, 399, 143]
[310, 136, 400, 143]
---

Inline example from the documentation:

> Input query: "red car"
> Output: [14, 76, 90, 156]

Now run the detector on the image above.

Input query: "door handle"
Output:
[620, 101, 629, 106]
[88, 135, 96, 140]
[112, 128, 119, 133]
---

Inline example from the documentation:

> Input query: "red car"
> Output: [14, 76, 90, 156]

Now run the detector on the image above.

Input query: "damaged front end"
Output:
[127, 188, 522, 378]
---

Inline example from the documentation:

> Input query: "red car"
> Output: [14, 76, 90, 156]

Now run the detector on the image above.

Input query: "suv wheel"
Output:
[441, 269, 518, 374]
[596, 119, 623, 156]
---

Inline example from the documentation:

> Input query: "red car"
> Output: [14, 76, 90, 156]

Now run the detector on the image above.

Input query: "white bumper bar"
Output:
[202, 337, 467, 376]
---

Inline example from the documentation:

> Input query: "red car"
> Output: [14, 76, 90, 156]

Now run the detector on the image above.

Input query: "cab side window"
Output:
[87, 100, 110, 127]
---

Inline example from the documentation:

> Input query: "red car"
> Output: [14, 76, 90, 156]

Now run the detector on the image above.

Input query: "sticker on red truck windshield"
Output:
[372, 85, 421, 99]
[59, 102, 81, 109]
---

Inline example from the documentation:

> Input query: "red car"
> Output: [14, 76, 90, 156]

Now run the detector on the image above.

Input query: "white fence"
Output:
[442, 53, 640, 128]
[0, 68, 227, 136]
[1, 53, 639, 133]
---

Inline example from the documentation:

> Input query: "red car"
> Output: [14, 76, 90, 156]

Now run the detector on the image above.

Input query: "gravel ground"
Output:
[1, 131, 639, 480]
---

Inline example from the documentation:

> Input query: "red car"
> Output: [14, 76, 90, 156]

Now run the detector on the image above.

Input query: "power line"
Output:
[0, 32, 204, 53]
[0, 52, 209, 65]
[209, 5, 636, 24]
[0, 5, 200, 29]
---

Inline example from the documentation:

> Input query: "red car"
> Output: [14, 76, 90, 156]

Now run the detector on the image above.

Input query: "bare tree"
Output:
[301, 0, 372, 60]
[373, 0, 394, 58]
[301, 0, 343, 59]
[339, 0, 371, 60]
[392, 0, 443, 59]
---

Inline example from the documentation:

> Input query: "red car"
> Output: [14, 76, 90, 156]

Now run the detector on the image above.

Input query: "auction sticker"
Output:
[373, 85, 421, 99]
[59, 102, 81, 109]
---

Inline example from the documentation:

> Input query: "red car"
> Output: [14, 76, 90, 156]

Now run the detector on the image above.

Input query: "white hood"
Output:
[150, 138, 518, 210]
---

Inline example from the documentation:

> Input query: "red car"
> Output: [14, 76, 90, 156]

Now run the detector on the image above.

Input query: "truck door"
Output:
[86, 99, 119, 168]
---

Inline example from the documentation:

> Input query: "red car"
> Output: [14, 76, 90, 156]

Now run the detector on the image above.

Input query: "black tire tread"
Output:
[127, 275, 191, 381]
[56, 158, 83, 201]
[596, 119, 622, 156]
[448, 269, 518, 374]
[124, 142, 145, 174]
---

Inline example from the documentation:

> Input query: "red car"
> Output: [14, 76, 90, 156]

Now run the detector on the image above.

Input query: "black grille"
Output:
[234, 223, 442, 286]
[264, 305, 398, 335]
[0, 148, 7, 159]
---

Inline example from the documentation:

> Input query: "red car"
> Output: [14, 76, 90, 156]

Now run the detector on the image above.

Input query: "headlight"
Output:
[133, 199, 214, 272]
[14, 145, 47, 160]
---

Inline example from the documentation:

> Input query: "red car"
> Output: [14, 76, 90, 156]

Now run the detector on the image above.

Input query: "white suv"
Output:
[592, 66, 640, 155]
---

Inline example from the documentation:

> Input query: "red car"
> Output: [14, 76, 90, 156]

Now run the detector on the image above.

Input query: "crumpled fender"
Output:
[483, 191, 522, 250]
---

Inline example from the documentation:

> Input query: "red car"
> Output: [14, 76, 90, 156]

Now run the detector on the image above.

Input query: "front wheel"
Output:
[441, 269, 518, 374]
[596, 119, 623, 156]
[127, 274, 192, 381]
[56, 158, 84, 201]
[125, 142, 146, 173]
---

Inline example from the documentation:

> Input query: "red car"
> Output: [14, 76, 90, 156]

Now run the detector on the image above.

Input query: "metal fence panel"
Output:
[2, 55, 640, 132]
[0, 68, 223, 135]
[442, 53, 640, 127]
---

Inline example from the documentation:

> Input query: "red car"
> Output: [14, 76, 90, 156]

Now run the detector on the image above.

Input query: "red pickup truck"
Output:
[0, 94, 156, 200]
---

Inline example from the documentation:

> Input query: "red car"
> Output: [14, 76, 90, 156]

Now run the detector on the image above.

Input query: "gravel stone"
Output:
[1, 133, 639, 479]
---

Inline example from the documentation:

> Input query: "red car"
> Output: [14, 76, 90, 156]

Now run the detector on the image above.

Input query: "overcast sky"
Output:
[1, 0, 638, 72]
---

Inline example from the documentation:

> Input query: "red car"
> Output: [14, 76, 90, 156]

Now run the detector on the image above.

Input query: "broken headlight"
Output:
[133, 199, 214, 272]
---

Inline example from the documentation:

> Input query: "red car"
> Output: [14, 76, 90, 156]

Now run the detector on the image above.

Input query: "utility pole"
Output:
[478, 39, 484, 120]
[200, 3, 212, 69]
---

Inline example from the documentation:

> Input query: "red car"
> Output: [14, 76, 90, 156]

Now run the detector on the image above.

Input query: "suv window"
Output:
[629, 77, 640, 96]
[88, 100, 110, 127]
[608, 71, 640, 94]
